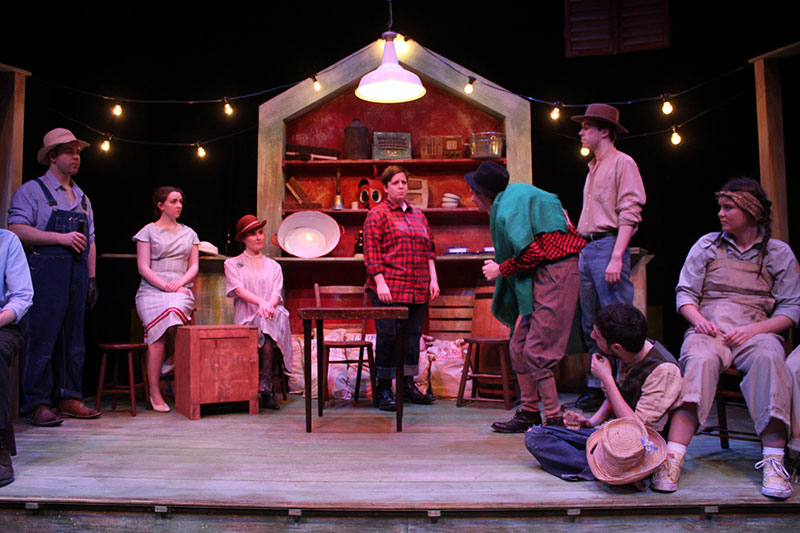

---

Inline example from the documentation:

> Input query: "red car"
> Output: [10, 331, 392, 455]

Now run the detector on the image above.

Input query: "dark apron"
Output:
[19, 178, 90, 412]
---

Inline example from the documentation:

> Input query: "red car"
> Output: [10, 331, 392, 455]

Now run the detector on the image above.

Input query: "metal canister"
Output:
[343, 118, 370, 159]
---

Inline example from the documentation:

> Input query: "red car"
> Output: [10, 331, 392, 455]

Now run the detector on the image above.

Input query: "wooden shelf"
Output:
[284, 158, 504, 173]
[281, 207, 488, 223]
[275, 254, 489, 263]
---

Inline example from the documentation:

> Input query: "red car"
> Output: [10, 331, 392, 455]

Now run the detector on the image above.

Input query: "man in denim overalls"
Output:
[8, 128, 100, 426]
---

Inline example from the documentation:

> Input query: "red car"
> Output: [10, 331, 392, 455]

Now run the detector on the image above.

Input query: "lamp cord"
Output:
[387, 0, 393, 31]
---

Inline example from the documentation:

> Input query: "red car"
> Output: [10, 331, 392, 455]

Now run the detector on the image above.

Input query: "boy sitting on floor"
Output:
[525, 303, 682, 482]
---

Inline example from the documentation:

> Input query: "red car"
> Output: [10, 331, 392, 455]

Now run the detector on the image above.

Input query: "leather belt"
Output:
[581, 231, 617, 242]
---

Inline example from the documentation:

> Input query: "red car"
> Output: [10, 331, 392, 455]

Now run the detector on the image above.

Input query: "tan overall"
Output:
[678, 243, 791, 435]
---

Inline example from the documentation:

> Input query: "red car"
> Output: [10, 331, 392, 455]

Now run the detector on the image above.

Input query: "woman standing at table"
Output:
[364, 165, 439, 411]
[133, 186, 199, 413]
[224, 215, 292, 410]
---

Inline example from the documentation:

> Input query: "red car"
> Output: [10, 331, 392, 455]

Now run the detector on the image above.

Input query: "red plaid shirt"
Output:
[498, 219, 585, 277]
[364, 198, 435, 304]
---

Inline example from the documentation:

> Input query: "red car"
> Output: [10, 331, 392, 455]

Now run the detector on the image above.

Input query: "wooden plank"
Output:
[428, 319, 472, 332]
[428, 307, 473, 319]
[753, 58, 789, 242]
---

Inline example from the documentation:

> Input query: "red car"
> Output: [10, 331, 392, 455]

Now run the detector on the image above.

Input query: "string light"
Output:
[661, 94, 673, 115]
[550, 103, 561, 120]
[670, 126, 682, 145]
[464, 76, 475, 94]
[196, 143, 207, 158]
[111, 103, 123, 117]
[394, 33, 409, 55]
[312, 75, 321, 91]
[580, 147, 590, 157]
[223, 97, 233, 116]
[100, 137, 111, 152]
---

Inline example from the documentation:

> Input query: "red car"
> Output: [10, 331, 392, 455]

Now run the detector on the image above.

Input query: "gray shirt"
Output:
[7, 170, 95, 241]
[675, 231, 800, 325]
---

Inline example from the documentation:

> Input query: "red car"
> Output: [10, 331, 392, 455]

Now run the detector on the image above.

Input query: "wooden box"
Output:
[174, 325, 259, 420]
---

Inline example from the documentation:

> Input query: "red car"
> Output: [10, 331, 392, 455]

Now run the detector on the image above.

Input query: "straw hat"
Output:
[571, 103, 629, 134]
[37, 128, 90, 165]
[586, 417, 667, 485]
[235, 214, 267, 241]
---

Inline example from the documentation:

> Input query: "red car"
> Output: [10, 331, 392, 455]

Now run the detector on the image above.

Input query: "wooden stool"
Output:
[699, 368, 759, 448]
[457, 337, 518, 409]
[95, 342, 150, 416]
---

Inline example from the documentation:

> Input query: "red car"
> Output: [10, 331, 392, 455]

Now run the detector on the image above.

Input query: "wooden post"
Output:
[0, 64, 30, 228]
[752, 57, 788, 242]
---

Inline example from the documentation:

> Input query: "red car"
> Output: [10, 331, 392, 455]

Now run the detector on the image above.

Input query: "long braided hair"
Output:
[720, 177, 772, 277]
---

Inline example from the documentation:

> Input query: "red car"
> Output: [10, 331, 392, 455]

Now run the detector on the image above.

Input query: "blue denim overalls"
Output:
[19, 178, 90, 413]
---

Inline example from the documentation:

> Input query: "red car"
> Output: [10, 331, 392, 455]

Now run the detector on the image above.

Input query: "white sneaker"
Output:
[651, 453, 683, 492]
[755, 455, 792, 499]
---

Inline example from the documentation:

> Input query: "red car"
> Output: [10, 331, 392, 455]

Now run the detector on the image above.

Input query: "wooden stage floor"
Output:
[1, 394, 798, 520]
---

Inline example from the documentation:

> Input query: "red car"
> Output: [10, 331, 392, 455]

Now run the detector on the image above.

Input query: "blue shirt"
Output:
[7, 170, 95, 241]
[0, 229, 33, 324]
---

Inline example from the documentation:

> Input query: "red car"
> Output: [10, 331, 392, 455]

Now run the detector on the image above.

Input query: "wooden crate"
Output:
[174, 325, 259, 420]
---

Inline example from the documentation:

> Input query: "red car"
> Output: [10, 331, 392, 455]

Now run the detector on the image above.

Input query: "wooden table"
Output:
[297, 306, 408, 432]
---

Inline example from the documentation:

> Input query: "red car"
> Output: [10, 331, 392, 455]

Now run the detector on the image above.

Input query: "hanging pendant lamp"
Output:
[355, 31, 426, 104]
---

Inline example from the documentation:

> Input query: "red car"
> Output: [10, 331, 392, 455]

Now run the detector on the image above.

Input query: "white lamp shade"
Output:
[356, 32, 426, 104]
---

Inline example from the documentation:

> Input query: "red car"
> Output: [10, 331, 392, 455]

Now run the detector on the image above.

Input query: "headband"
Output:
[715, 190, 763, 220]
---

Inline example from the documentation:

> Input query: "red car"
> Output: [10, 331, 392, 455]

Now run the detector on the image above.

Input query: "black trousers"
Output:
[0, 322, 24, 428]
[367, 290, 426, 381]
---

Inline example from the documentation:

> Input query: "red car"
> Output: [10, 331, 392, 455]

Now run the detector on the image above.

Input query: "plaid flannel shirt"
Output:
[498, 218, 585, 277]
[364, 198, 435, 304]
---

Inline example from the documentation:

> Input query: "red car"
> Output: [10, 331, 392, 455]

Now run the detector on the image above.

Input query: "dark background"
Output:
[2, 1, 798, 360]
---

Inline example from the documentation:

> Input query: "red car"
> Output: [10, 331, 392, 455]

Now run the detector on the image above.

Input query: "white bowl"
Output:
[274, 211, 344, 258]
[441, 201, 459, 208]
[442, 192, 461, 201]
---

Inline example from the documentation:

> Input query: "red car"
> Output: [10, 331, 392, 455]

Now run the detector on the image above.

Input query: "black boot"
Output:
[0, 427, 14, 487]
[491, 410, 542, 433]
[375, 379, 397, 412]
[405, 378, 435, 404]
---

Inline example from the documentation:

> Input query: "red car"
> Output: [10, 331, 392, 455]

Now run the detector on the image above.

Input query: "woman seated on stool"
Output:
[134, 186, 199, 413]
[651, 177, 800, 499]
[224, 215, 292, 410]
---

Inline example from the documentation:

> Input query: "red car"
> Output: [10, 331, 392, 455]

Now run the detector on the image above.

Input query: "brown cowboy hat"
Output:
[586, 417, 667, 485]
[571, 103, 628, 134]
[37, 128, 90, 165]
[235, 214, 267, 241]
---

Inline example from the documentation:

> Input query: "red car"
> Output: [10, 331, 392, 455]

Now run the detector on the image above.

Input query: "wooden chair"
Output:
[95, 343, 150, 416]
[454, 281, 519, 409]
[314, 284, 377, 405]
[699, 368, 759, 448]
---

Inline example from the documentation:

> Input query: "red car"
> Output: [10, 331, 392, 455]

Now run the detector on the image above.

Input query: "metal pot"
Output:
[467, 132, 505, 159]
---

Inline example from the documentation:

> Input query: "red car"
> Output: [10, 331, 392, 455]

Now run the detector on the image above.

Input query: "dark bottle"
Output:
[343, 119, 370, 160]
[354, 230, 364, 256]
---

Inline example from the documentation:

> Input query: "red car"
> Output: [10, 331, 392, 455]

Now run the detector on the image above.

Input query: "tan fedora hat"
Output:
[37, 128, 90, 165]
[586, 417, 667, 485]
[571, 103, 628, 134]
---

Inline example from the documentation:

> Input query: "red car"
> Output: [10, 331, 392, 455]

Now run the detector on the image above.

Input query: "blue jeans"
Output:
[524, 425, 597, 481]
[579, 236, 633, 387]
[367, 290, 425, 380]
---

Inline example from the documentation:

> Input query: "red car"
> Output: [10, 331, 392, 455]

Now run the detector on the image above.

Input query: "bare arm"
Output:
[8, 223, 87, 254]
[0, 310, 16, 329]
[591, 353, 636, 419]
[429, 258, 439, 300]
[679, 303, 719, 337]
[136, 240, 168, 291]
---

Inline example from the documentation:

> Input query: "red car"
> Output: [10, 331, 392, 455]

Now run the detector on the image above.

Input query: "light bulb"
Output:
[312, 76, 321, 91]
[671, 129, 682, 145]
[464, 77, 475, 94]
[580, 147, 590, 157]
[550, 107, 561, 120]
[662, 100, 673, 115]
[100, 139, 110, 152]
[394, 34, 409, 55]
[112, 104, 122, 117]
[197, 145, 206, 158]
[224, 98, 233, 116]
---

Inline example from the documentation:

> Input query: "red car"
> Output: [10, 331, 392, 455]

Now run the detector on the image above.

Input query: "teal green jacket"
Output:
[489, 183, 567, 328]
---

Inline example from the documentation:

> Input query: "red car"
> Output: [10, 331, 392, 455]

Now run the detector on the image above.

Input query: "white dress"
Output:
[133, 223, 199, 344]
[224, 252, 293, 371]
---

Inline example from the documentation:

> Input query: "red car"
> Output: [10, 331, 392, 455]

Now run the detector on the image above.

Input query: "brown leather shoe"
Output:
[0, 429, 14, 487]
[25, 405, 63, 427]
[56, 399, 101, 419]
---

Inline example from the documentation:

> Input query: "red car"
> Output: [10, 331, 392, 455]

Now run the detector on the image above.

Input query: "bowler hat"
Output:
[571, 103, 628, 134]
[586, 417, 667, 485]
[37, 128, 90, 165]
[235, 214, 267, 241]
[464, 161, 509, 198]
